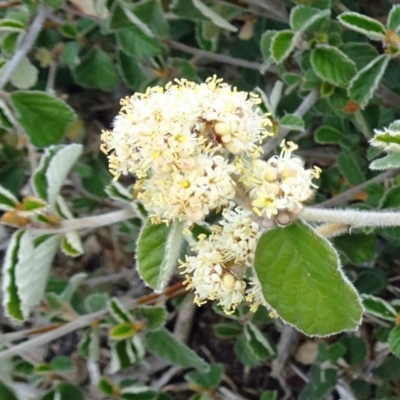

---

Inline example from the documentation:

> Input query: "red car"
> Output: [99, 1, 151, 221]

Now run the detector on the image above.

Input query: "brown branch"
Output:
[0, 1, 21, 10]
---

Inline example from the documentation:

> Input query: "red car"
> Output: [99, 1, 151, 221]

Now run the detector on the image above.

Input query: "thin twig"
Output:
[28, 208, 136, 234]
[0, 4, 50, 90]
[0, 1, 21, 10]
[317, 169, 397, 208]
[163, 39, 269, 71]
[263, 90, 318, 155]
[0, 282, 185, 361]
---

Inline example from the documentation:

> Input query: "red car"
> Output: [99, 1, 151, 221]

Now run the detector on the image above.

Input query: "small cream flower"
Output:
[240, 141, 320, 220]
[181, 206, 261, 313]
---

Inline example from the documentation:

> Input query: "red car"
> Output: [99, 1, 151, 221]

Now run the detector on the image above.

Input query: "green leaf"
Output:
[270, 30, 295, 63]
[72, 48, 119, 92]
[362, 294, 397, 321]
[50, 356, 73, 372]
[32, 144, 83, 207]
[314, 125, 341, 144]
[116, 51, 148, 91]
[334, 233, 376, 264]
[109, 336, 145, 372]
[260, 30, 277, 59]
[117, 26, 164, 59]
[254, 221, 363, 336]
[243, 322, 275, 361]
[341, 336, 366, 365]
[59, 22, 78, 38]
[348, 54, 390, 108]
[370, 121, 400, 154]
[98, 378, 115, 396]
[311, 45, 356, 86]
[0, 184, 19, 211]
[54, 382, 84, 400]
[0, 380, 19, 400]
[105, 180, 133, 203]
[108, 298, 133, 323]
[379, 185, 400, 208]
[340, 43, 379, 71]
[213, 322, 242, 339]
[171, 0, 237, 32]
[84, 293, 110, 313]
[139, 306, 167, 331]
[338, 150, 365, 185]
[338, 12, 386, 41]
[0, 98, 16, 129]
[2, 230, 60, 322]
[9, 57, 38, 89]
[61, 231, 83, 257]
[145, 328, 210, 373]
[136, 219, 184, 292]
[10, 91, 76, 147]
[388, 5, 400, 34]
[290, 6, 330, 33]
[370, 153, 400, 170]
[78, 328, 100, 361]
[234, 335, 260, 367]
[389, 326, 400, 358]
[355, 269, 387, 295]
[110, 322, 136, 340]
[373, 356, 400, 380]
[185, 364, 224, 390]
[0, 19, 25, 32]
[279, 114, 304, 131]
[261, 391, 278, 400]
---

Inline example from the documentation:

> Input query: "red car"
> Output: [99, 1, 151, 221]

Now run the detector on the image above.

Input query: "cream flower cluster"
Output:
[240, 141, 321, 221]
[181, 207, 268, 313]
[101, 76, 272, 225]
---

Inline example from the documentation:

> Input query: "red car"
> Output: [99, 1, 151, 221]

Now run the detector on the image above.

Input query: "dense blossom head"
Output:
[101, 76, 272, 225]
[101, 76, 272, 179]
[239, 141, 321, 220]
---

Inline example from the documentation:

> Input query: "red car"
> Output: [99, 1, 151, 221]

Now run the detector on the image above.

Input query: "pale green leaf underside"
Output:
[137, 219, 183, 292]
[254, 221, 363, 336]
[370, 153, 400, 170]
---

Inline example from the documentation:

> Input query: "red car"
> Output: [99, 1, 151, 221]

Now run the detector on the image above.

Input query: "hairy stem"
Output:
[300, 206, 400, 227]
